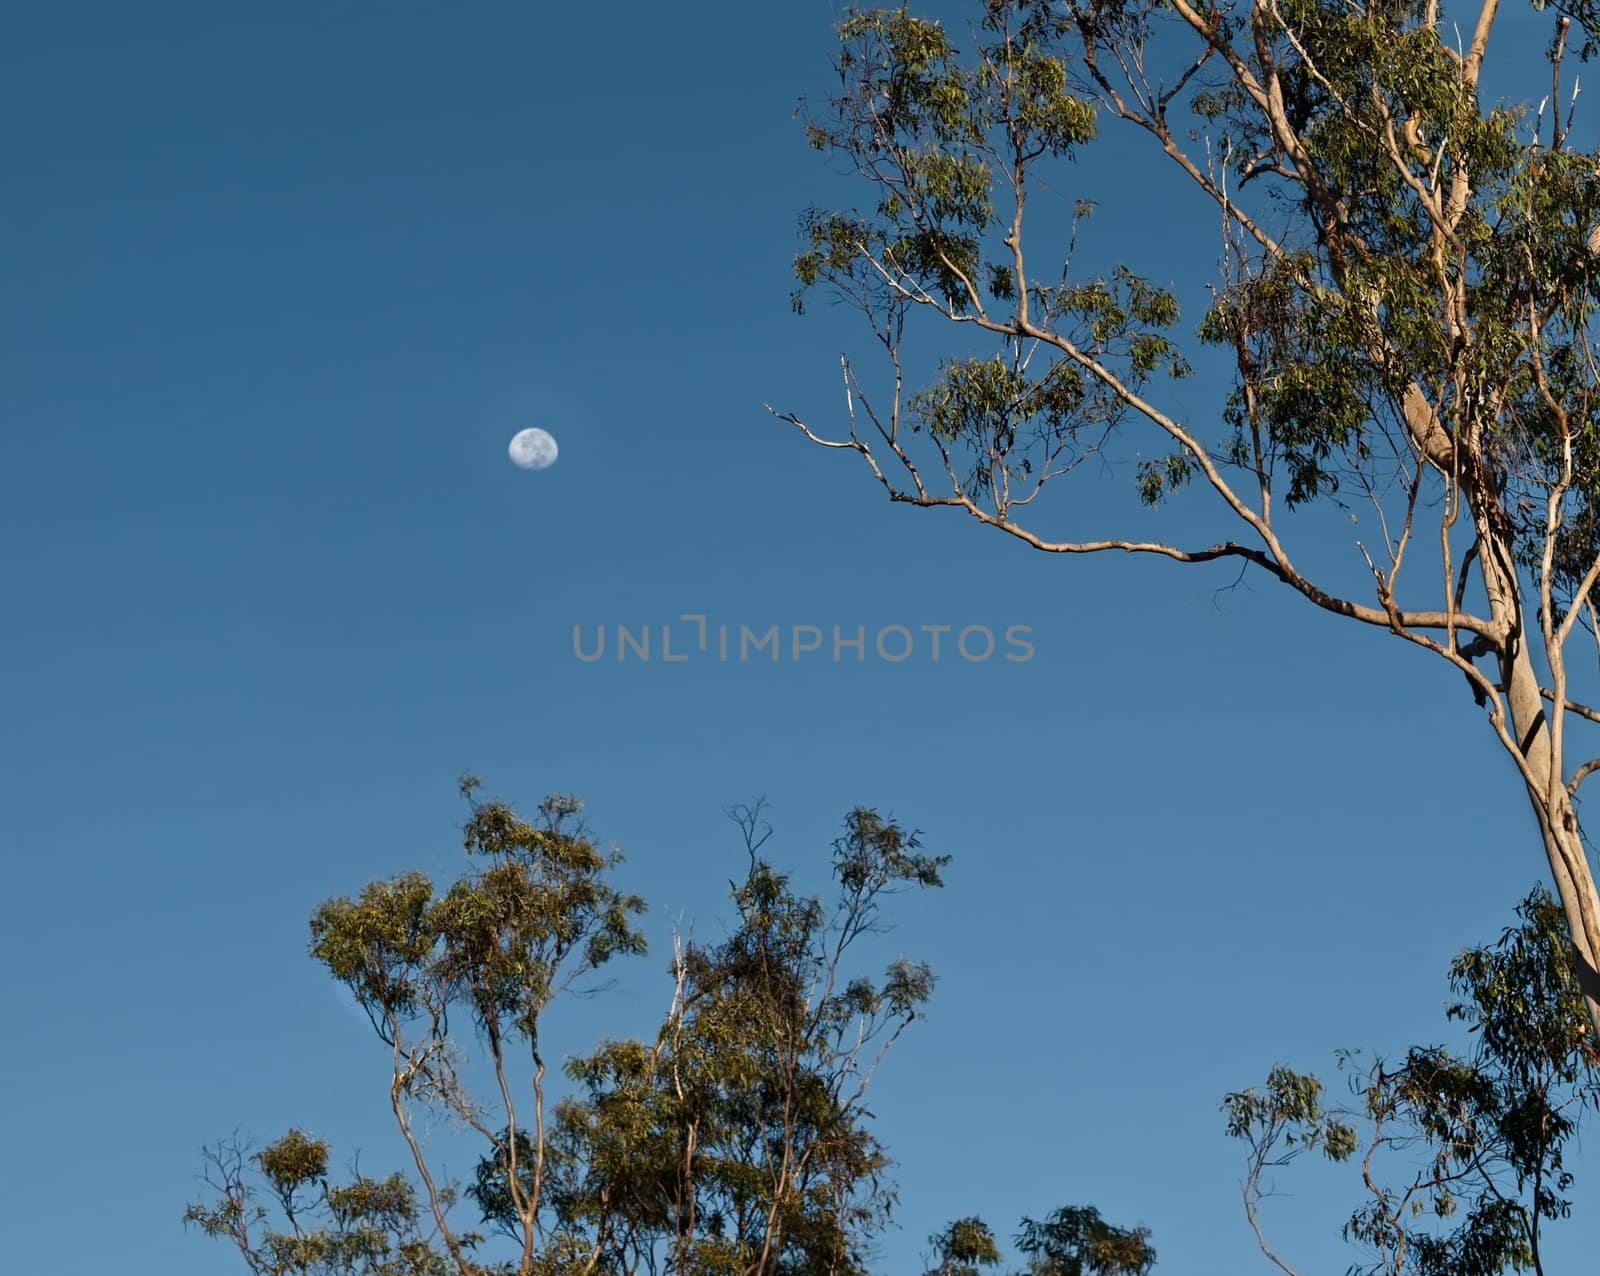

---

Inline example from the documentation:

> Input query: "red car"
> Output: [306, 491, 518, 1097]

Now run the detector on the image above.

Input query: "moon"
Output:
[508, 427, 559, 471]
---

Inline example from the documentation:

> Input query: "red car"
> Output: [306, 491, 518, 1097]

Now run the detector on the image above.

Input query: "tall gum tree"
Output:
[776, 0, 1600, 1040]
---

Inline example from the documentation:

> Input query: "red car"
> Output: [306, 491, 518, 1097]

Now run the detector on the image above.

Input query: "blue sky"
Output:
[3, 2, 1594, 1271]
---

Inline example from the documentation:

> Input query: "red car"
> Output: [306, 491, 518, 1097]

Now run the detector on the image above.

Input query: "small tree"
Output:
[186, 786, 944, 1276]
[922, 1206, 1157, 1275]
[778, 0, 1600, 1040]
[471, 803, 948, 1275]
[1012, 1208, 1159, 1276]
[1224, 886, 1600, 1275]
[910, 885, 1595, 1275]
[183, 1130, 461, 1276]
[926, 1217, 1006, 1275]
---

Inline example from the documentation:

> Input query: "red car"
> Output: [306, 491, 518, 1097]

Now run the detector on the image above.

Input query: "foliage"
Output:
[188, 776, 1596, 1274]
[920, 1205, 1158, 1276]
[778, 0, 1600, 1042]
[470, 803, 949, 1275]
[183, 1131, 459, 1276]
[910, 885, 1596, 1276]
[187, 787, 946, 1276]
[1224, 886, 1600, 1275]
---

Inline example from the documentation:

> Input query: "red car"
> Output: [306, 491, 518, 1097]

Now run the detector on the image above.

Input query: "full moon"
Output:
[508, 427, 559, 471]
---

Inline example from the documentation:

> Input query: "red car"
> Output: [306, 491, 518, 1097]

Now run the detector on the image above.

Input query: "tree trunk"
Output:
[1501, 620, 1600, 1040]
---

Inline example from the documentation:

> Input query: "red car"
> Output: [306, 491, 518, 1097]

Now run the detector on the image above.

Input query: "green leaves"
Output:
[308, 872, 436, 1025]
[194, 771, 1600, 1276]
[835, 9, 972, 144]
[1223, 1065, 1358, 1161]
[910, 355, 1090, 482]
[1013, 1205, 1157, 1276]
[1135, 452, 1192, 507]
[1226, 887, 1599, 1276]
[185, 1134, 460, 1276]
[796, 3, 1099, 318]
[1197, 252, 1374, 508]
[1009, 45, 1096, 156]
[835, 804, 949, 893]
[791, 0, 1600, 602]
[518, 805, 944, 1275]
[927, 1215, 1002, 1273]
[201, 789, 950, 1275]
[325, 1175, 418, 1233]
[308, 786, 646, 1044]
[257, 1128, 330, 1194]
[924, 1205, 1158, 1275]
[1448, 888, 1598, 1093]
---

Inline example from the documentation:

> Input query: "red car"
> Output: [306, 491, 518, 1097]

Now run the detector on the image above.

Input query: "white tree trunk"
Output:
[1502, 626, 1600, 1038]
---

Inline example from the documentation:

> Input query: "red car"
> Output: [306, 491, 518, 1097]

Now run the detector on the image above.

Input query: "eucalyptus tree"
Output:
[185, 786, 945, 1276]
[469, 803, 947, 1276]
[778, 0, 1600, 1037]
[910, 885, 1596, 1275]
[1223, 885, 1599, 1275]
[922, 1209, 1157, 1275]
[185, 783, 1596, 1273]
